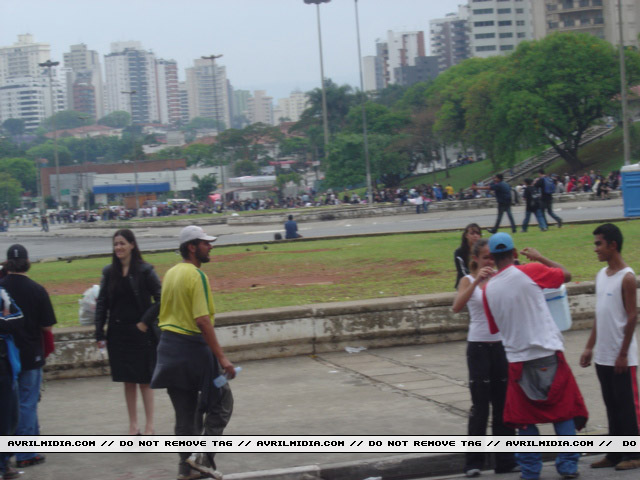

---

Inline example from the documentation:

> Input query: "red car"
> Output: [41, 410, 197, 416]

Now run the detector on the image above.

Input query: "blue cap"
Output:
[489, 232, 514, 253]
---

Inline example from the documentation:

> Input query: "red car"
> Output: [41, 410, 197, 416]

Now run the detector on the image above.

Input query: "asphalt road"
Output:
[0, 198, 629, 260]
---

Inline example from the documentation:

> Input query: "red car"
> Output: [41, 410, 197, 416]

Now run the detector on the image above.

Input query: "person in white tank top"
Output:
[580, 223, 640, 470]
[452, 239, 515, 477]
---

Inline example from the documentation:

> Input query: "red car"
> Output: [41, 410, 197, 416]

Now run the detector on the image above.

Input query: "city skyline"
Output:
[1, 0, 462, 99]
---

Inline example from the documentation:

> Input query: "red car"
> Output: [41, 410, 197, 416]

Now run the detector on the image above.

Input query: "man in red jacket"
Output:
[483, 233, 588, 480]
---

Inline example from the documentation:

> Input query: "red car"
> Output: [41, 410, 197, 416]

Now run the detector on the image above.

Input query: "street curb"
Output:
[223, 453, 464, 480]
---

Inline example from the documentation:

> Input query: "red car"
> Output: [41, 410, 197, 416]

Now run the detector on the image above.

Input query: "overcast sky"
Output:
[1, 0, 463, 99]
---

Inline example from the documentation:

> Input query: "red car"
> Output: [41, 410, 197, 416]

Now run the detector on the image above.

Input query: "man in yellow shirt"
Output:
[152, 225, 235, 480]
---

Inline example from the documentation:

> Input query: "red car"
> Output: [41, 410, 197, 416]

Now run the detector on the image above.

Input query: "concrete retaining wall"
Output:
[44, 281, 601, 379]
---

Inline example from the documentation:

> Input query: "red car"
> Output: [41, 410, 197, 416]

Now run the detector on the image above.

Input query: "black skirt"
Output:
[106, 323, 156, 384]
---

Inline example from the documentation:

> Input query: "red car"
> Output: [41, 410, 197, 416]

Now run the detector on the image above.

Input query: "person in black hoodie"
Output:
[95, 229, 161, 435]
[521, 178, 548, 232]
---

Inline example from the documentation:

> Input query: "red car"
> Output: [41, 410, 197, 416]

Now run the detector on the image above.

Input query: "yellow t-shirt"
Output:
[159, 262, 215, 335]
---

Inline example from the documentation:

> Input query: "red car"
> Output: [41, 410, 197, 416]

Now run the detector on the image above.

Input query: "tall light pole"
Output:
[202, 54, 226, 210]
[304, 0, 331, 165]
[121, 90, 140, 211]
[39, 59, 60, 206]
[618, 0, 631, 166]
[354, 0, 373, 204]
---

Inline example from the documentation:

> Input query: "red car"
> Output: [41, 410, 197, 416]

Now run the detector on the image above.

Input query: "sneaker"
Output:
[177, 461, 203, 480]
[615, 459, 640, 470]
[186, 454, 223, 479]
[557, 218, 563, 228]
[486, 228, 497, 234]
[465, 468, 481, 477]
[590, 457, 616, 468]
[561, 472, 579, 479]
[2, 466, 21, 480]
[15, 454, 45, 468]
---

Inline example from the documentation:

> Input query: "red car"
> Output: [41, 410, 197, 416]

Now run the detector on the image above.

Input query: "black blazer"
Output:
[95, 262, 161, 341]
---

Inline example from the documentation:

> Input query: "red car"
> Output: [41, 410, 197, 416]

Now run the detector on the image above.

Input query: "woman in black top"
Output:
[453, 223, 481, 288]
[95, 229, 161, 435]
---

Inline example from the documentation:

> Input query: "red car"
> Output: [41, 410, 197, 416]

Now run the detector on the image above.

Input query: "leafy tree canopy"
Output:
[0, 157, 37, 193]
[41, 110, 94, 131]
[98, 111, 131, 128]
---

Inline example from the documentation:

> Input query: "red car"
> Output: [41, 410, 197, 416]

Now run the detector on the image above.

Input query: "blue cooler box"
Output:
[621, 163, 640, 217]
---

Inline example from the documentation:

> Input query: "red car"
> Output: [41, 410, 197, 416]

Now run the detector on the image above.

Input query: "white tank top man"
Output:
[580, 223, 640, 470]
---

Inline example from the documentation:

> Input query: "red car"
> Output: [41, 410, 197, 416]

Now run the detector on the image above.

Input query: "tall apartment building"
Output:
[362, 31, 427, 90]
[63, 43, 104, 120]
[185, 58, 231, 130]
[104, 41, 160, 125]
[0, 34, 51, 86]
[230, 89, 251, 128]
[247, 90, 274, 125]
[468, 0, 535, 58]
[273, 90, 309, 123]
[0, 34, 65, 130]
[430, 5, 471, 72]
[0, 76, 66, 131]
[155, 59, 180, 126]
[532, 0, 640, 48]
[386, 30, 426, 85]
[178, 81, 190, 125]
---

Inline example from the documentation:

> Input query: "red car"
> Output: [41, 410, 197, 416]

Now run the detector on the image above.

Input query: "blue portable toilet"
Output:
[621, 163, 640, 217]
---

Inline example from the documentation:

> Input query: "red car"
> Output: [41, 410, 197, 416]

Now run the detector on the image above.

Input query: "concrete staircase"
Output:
[477, 124, 615, 185]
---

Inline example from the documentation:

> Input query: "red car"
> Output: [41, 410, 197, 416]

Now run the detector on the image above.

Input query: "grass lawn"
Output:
[32, 220, 640, 328]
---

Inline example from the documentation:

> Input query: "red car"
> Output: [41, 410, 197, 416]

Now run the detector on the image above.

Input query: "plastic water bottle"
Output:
[213, 366, 242, 388]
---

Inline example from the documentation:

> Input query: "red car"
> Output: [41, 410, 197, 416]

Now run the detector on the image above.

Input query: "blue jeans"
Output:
[516, 419, 580, 479]
[493, 203, 516, 232]
[16, 368, 42, 462]
[522, 209, 547, 231]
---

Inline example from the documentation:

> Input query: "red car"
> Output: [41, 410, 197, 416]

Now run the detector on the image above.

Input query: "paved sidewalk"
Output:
[8, 328, 618, 480]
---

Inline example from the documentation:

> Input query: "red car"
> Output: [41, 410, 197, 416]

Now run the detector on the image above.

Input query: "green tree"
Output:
[234, 159, 259, 176]
[497, 33, 640, 170]
[41, 110, 94, 131]
[98, 111, 131, 128]
[183, 144, 211, 167]
[0, 157, 37, 193]
[0, 173, 23, 209]
[2, 118, 26, 136]
[191, 173, 217, 201]
[26, 143, 73, 166]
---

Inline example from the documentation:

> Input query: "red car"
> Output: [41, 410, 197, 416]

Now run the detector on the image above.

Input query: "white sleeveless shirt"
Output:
[465, 275, 502, 343]
[594, 266, 638, 366]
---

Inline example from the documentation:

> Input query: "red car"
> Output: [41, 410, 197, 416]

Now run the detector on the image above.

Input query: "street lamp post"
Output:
[304, 0, 331, 165]
[39, 59, 60, 207]
[618, 0, 631, 166]
[201, 54, 226, 210]
[354, 0, 373, 204]
[121, 90, 140, 211]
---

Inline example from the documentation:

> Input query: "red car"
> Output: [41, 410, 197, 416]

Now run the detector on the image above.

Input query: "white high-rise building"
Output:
[63, 43, 104, 120]
[0, 34, 51, 86]
[247, 90, 274, 125]
[104, 41, 159, 124]
[0, 76, 66, 131]
[274, 91, 309, 123]
[155, 59, 180, 125]
[469, 0, 535, 58]
[0, 34, 66, 130]
[386, 30, 426, 85]
[185, 58, 231, 130]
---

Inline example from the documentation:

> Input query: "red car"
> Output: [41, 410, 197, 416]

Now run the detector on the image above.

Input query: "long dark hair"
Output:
[108, 229, 143, 295]
[459, 223, 481, 258]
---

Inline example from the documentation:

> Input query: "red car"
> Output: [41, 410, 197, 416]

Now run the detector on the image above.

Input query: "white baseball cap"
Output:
[179, 225, 217, 245]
